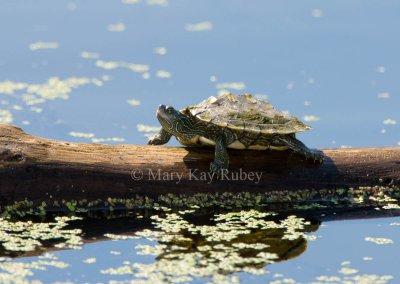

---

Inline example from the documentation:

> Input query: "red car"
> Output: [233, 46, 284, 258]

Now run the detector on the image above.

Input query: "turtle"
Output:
[148, 93, 324, 176]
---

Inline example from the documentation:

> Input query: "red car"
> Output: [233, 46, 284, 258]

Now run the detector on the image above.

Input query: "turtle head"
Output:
[156, 105, 198, 138]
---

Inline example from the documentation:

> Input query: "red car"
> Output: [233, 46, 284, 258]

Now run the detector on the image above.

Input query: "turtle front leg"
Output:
[148, 128, 172, 145]
[210, 138, 229, 178]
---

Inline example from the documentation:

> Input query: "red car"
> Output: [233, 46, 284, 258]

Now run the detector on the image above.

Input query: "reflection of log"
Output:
[6, 208, 400, 259]
[1, 209, 319, 259]
[0, 125, 399, 209]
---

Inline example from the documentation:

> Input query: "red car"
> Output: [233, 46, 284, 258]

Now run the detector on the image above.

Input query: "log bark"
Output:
[0, 125, 399, 208]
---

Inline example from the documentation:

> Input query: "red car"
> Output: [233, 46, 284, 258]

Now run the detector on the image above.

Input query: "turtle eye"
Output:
[166, 107, 173, 114]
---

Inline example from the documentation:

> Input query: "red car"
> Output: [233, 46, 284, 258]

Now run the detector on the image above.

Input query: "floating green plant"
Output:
[1, 186, 399, 218]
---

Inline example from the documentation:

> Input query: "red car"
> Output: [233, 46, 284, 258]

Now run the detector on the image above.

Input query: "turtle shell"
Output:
[186, 93, 311, 134]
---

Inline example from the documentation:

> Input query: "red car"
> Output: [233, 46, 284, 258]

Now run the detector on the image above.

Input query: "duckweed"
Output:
[83, 258, 96, 264]
[1, 186, 399, 217]
[185, 21, 213, 32]
[364, 237, 394, 245]
[0, 216, 83, 253]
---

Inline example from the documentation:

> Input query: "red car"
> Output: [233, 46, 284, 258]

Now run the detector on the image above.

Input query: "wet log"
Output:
[0, 125, 399, 209]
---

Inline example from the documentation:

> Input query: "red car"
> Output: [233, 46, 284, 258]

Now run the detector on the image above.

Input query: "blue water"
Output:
[1, 1, 400, 283]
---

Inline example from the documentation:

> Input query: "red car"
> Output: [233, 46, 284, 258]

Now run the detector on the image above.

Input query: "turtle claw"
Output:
[210, 162, 227, 180]
[306, 149, 325, 164]
[147, 134, 170, 145]
[291, 148, 324, 164]
[147, 137, 163, 145]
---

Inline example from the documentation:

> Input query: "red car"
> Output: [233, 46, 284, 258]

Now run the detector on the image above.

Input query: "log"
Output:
[0, 125, 399, 211]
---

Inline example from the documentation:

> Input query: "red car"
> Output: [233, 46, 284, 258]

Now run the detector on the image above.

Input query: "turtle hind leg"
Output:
[279, 135, 324, 163]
